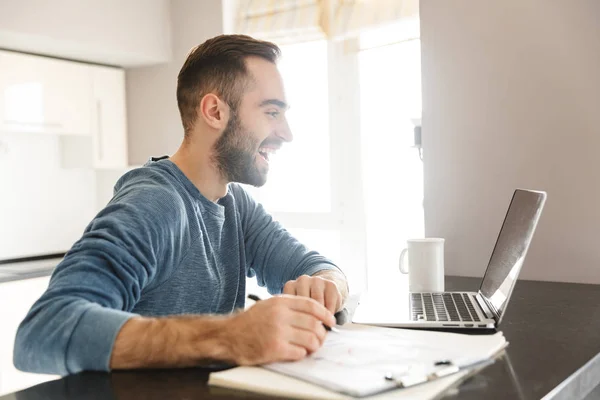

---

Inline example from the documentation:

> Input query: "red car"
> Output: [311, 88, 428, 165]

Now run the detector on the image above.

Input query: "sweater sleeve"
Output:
[13, 182, 187, 375]
[231, 184, 343, 294]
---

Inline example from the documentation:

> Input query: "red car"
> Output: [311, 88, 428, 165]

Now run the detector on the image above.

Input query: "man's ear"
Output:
[198, 93, 229, 130]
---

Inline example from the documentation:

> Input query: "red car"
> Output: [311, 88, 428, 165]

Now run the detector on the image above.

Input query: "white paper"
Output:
[209, 324, 506, 399]
[264, 324, 506, 397]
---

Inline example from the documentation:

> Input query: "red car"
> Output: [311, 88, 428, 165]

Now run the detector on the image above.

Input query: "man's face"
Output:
[212, 57, 292, 187]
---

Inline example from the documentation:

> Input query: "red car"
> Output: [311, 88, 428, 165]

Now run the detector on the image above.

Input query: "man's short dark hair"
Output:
[176, 34, 281, 135]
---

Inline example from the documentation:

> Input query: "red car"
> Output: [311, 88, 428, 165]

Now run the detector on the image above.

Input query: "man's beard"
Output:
[212, 111, 268, 187]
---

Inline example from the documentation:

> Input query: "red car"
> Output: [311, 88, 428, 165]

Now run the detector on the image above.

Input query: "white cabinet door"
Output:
[0, 277, 58, 396]
[91, 66, 128, 169]
[0, 51, 92, 136]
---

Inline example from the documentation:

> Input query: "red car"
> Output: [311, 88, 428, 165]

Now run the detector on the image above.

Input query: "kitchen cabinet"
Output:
[0, 51, 92, 136]
[90, 66, 128, 169]
[0, 50, 129, 169]
[0, 276, 58, 395]
[59, 65, 129, 169]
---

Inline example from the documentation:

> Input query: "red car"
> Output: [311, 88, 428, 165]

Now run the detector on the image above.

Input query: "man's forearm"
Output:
[110, 296, 337, 369]
[312, 269, 349, 310]
[110, 315, 234, 370]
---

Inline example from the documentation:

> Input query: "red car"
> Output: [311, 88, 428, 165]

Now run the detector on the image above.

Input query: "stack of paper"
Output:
[209, 324, 506, 399]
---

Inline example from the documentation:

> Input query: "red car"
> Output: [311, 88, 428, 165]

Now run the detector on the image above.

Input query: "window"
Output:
[358, 31, 424, 292]
[247, 28, 424, 295]
[248, 39, 367, 294]
[257, 40, 331, 213]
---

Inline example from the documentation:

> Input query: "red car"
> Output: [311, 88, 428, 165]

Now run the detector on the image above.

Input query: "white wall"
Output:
[0, 0, 172, 67]
[0, 133, 98, 259]
[126, 0, 225, 164]
[420, 0, 600, 283]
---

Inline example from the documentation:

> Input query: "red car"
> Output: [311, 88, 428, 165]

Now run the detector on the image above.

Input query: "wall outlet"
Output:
[413, 125, 422, 148]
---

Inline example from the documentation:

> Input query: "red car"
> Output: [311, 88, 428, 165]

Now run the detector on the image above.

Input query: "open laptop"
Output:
[352, 189, 547, 330]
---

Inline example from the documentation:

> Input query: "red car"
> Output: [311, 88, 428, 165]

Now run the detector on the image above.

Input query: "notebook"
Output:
[208, 324, 507, 399]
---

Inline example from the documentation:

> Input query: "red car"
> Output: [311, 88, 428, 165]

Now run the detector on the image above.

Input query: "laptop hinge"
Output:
[475, 292, 498, 322]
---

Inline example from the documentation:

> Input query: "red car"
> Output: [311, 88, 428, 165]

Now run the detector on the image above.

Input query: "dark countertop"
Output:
[440, 277, 600, 400]
[2, 276, 600, 400]
[0, 257, 61, 283]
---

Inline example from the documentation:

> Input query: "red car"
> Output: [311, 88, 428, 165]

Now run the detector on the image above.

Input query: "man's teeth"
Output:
[258, 148, 277, 155]
[258, 148, 277, 162]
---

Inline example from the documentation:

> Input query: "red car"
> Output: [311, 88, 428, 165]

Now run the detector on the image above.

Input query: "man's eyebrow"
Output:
[259, 99, 289, 110]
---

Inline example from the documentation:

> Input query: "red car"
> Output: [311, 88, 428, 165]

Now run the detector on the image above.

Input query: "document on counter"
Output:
[209, 324, 507, 399]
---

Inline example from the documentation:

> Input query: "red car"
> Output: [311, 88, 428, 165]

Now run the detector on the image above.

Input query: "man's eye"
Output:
[267, 111, 280, 119]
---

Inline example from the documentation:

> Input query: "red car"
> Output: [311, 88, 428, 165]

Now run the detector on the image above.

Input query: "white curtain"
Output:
[236, 0, 419, 44]
[236, 0, 325, 44]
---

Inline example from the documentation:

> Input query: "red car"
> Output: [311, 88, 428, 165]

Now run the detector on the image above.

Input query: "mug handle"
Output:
[399, 248, 409, 274]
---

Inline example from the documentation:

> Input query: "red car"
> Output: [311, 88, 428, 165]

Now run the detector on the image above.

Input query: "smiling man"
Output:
[14, 35, 348, 375]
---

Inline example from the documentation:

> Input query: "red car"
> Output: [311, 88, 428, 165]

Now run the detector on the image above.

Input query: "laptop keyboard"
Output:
[410, 293, 481, 322]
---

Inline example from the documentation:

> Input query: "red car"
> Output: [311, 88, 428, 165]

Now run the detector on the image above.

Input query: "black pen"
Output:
[247, 294, 339, 332]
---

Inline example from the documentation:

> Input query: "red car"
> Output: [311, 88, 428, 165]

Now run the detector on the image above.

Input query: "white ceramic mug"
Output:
[399, 238, 445, 292]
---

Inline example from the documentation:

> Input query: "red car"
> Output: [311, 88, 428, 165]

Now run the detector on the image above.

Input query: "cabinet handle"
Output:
[96, 100, 103, 162]
[3, 120, 63, 128]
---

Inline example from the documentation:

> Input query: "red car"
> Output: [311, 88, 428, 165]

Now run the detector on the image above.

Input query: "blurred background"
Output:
[0, 0, 425, 298]
[1, 0, 600, 394]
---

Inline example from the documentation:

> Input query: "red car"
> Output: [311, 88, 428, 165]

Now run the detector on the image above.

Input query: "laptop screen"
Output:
[479, 189, 546, 322]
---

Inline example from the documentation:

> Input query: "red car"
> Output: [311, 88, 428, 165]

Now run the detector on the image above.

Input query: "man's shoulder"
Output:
[115, 163, 174, 189]
[111, 165, 187, 212]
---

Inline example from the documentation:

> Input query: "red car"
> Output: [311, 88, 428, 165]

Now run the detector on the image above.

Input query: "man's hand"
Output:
[225, 295, 335, 365]
[283, 273, 345, 314]
[110, 274, 346, 370]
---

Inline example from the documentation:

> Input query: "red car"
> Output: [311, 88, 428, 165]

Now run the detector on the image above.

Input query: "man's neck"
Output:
[169, 142, 228, 203]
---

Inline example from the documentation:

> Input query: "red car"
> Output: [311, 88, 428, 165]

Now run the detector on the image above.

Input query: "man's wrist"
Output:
[312, 269, 349, 310]
[187, 315, 237, 365]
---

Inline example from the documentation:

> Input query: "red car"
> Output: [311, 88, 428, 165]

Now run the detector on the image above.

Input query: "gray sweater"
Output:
[13, 159, 339, 375]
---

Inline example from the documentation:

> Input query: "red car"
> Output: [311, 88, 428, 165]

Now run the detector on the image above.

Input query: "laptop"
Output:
[352, 189, 547, 330]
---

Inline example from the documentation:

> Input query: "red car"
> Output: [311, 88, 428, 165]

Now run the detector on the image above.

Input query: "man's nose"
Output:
[277, 119, 293, 143]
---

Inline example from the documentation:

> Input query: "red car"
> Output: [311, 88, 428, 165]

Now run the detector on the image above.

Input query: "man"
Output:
[14, 34, 348, 375]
